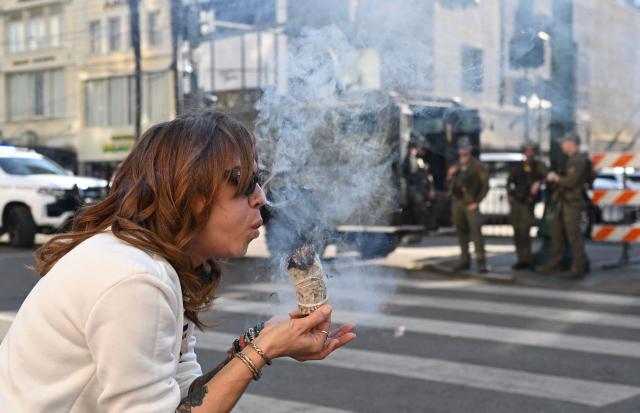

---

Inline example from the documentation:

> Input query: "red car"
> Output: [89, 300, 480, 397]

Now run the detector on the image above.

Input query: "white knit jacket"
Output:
[0, 232, 202, 412]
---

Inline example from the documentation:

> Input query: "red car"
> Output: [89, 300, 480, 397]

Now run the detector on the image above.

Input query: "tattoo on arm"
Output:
[176, 385, 207, 413]
[175, 358, 230, 412]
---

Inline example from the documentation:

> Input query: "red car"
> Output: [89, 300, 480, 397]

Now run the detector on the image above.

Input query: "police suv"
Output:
[0, 146, 107, 248]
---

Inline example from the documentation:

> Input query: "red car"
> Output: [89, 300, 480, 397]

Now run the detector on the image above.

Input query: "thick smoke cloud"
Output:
[254, 1, 440, 314]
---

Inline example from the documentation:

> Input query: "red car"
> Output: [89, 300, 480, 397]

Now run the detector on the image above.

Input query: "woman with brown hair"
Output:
[0, 112, 356, 412]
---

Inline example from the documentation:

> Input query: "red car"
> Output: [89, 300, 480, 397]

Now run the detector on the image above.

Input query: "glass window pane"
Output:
[34, 72, 44, 116]
[50, 69, 66, 117]
[108, 17, 121, 51]
[86, 79, 107, 126]
[6, 73, 31, 121]
[49, 11, 62, 48]
[146, 71, 168, 122]
[148, 11, 161, 47]
[108, 77, 128, 125]
[7, 15, 25, 54]
[89, 20, 101, 54]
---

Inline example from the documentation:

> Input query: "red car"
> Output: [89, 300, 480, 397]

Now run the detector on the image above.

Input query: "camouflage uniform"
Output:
[507, 159, 547, 267]
[448, 157, 489, 270]
[545, 153, 590, 275]
[403, 151, 434, 229]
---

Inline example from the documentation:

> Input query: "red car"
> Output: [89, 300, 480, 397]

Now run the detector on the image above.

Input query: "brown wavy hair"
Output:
[35, 111, 256, 329]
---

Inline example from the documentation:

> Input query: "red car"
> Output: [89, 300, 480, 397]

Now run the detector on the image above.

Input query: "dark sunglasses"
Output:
[224, 169, 263, 197]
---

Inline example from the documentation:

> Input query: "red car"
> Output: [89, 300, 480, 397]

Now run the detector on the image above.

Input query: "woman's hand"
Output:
[287, 310, 356, 361]
[254, 305, 356, 362]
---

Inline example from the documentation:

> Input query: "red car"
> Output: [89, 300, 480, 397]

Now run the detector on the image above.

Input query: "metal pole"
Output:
[170, 0, 183, 115]
[498, 0, 506, 106]
[524, 99, 530, 142]
[128, 0, 142, 140]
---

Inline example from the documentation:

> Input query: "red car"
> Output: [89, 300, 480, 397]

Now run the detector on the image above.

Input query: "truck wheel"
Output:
[7, 205, 36, 248]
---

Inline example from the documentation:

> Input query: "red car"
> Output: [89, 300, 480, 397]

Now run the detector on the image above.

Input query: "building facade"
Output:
[196, 0, 640, 153]
[0, 0, 638, 175]
[0, 0, 175, 176]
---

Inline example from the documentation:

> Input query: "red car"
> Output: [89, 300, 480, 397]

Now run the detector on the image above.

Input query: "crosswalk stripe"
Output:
[196, 330, 640, 407]
[216, 298, 640, 358]
[350, 275, 640, 307]
[230, 283, 640, 329]
[234, 394, 356, 413]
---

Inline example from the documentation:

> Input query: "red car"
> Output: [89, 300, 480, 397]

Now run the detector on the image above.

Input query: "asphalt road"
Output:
[1, 241, 640, 412]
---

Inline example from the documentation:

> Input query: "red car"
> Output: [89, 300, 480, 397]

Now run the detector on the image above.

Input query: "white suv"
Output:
[479, 152, 545, 224]
[0, 146, 107, 248]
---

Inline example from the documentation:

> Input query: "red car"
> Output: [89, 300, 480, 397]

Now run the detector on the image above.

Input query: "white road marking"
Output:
[197, 330, 640, 408]
[233, 393, 357, 413]
[216, 298, 640, 359]
[231, 282, 640, 329]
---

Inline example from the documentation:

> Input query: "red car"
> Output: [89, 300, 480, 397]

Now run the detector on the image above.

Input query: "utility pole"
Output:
[129, 0, 142, 140]
[548, 0, 577, 171]
[170, 0, 184, 115]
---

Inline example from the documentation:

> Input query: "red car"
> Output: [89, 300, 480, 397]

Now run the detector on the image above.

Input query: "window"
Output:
[89, 20, 102, 54]
[144, 71, 169, 122]
[6, 7, 63, 54]
[26, 9, 47, 51]
[148, 11, 162, 47]
[7, 14, 25, 54]
[85, 72, 169, 127]
[0, 157, 67, 176]
[6, 69, 66, 121]
[49, 6, 63, 48]
[108, 17, 121, 52]
[461, 45, 483, 93]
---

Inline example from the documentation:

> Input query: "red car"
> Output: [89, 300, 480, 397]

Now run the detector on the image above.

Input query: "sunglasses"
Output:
[224, 169, 263, 197]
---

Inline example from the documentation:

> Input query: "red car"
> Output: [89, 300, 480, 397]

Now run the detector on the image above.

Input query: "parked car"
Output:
[0, 146, 108, 248]
[478, 152, 545, 225]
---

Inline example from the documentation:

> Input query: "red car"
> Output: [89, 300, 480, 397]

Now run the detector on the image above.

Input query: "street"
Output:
[2, 234, 640, 412]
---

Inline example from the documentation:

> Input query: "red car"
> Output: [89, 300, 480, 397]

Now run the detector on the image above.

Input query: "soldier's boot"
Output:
[454, 251, 471, 271]
[512, 261, 530, 270]
[453, 260, 471, 272]
[537, 262, 562, 273]
[567, 264, 587, 280]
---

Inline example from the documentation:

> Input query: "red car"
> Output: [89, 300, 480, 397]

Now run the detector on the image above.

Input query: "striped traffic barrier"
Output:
[592, 152, 640, 169]
[591, 189, 640, 206]
[589, 153, 640, 267]
[591, 224, 640, 243]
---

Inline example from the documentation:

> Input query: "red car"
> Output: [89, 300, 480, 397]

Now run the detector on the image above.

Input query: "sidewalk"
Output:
[382, 234, 640, 296]
[245, 229, 640, 296]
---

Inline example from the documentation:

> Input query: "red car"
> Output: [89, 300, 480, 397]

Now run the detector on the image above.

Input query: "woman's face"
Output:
[188, 164, 266, 264]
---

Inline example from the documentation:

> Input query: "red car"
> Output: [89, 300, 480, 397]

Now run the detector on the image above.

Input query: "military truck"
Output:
[257, 91, 481, 258]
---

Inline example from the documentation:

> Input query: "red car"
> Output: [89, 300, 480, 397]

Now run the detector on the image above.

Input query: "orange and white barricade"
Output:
[589, 153, 640, 268]
[591, 190, 640, 206]
[591, 224, 640, 243]
[591, 152, 640, 169]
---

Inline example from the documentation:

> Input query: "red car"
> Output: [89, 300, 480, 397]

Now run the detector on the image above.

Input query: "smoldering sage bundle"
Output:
[287, 243, 329, 315]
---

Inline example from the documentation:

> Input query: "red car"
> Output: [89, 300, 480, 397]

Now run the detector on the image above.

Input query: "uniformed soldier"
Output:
[507, 142, 547, 269]
[447, 136, 489, 273]
[404, 144, 436, 231]
[539, 132, 589, 279]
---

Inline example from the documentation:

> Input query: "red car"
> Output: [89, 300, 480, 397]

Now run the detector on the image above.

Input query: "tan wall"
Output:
[0, 0, 175, 164]
[575, 0, 640, 150]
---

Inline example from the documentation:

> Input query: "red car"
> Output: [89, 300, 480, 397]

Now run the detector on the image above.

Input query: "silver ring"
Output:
[319, 330, 329, 342]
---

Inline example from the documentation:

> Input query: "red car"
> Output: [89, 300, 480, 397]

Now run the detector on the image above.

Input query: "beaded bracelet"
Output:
[227, 321, 266, 360]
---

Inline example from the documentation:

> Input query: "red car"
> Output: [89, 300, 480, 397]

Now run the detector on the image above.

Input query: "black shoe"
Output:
[453, 262, 471, 271]
[566, 268, 586, 280]
[537, 264, 560, 274]
[511, 262, 530, 270]
[477, 263, 488, 273]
